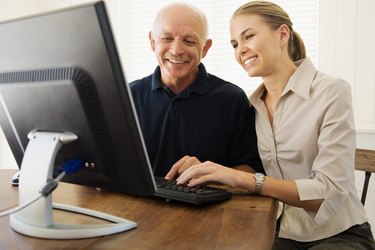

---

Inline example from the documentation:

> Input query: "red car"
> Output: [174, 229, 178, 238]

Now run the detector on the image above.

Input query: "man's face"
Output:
[149, 10, 211, 86]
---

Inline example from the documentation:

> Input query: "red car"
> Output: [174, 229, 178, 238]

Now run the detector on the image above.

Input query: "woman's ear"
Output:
[279, 24, 290, 46]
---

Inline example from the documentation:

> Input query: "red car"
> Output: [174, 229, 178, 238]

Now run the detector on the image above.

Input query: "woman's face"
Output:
[230, 14, 284, 78]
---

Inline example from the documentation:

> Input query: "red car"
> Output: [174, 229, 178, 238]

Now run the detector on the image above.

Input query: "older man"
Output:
[130, 3, 263, 177]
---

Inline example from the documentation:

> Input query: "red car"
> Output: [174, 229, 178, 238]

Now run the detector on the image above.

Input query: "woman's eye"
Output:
[245, 34, 254, 40]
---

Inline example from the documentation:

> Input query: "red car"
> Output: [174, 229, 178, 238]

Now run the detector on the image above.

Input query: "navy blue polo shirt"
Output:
[130, 63, 263, 177]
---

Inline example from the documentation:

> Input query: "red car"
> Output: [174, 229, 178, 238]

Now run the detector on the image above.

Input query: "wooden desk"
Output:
[0, 169, 277, 250]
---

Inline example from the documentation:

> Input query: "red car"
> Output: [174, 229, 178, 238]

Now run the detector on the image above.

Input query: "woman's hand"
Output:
[165, 155, 202, 180]
[176, 160, 253, 189]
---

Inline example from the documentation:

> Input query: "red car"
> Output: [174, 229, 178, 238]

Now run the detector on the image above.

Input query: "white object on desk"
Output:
[10, 130, 137, 239]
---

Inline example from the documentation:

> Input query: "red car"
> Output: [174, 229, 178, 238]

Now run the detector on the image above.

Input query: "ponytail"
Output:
[289, 30, 306, 61]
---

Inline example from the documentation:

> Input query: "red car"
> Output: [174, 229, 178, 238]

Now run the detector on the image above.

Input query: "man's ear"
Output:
[201, 39, 212, 59]
[149, 31, 156, 52]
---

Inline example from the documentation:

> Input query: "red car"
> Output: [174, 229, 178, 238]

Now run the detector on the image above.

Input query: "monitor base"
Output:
[10, 130, 136, 239]
[10, 202, 136, 239]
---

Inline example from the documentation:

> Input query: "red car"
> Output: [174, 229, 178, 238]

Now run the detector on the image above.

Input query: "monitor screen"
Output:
[0, 1, 156, 197]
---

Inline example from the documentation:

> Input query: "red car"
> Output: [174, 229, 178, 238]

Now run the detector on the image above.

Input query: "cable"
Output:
[0, 159, 84, 218]
[0, 193, 42, 218]
[0, 176, 62, 218]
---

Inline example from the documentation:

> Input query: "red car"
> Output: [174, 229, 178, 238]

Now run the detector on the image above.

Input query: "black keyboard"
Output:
[154, 177, 231, 205]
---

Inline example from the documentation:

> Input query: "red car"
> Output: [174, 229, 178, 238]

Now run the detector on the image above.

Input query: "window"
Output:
[116, 0, 317, 95]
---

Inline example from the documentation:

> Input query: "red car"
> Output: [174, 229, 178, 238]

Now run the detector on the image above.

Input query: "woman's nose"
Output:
[237, 42, 248, 56]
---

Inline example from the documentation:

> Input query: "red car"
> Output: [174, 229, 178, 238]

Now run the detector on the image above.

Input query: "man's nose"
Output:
[169, 41, 185, 56]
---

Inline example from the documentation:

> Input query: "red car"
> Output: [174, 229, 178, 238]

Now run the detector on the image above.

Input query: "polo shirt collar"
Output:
[151, 67, 164, 91]
[151, 63, 209, 96]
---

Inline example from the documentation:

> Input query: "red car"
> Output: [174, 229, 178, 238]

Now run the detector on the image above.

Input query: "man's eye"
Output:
[161, 37, 173, 42]
[185, 40, 197, 46]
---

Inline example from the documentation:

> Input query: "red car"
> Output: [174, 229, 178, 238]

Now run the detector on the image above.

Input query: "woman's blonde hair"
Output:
[231, 1, 306, 61]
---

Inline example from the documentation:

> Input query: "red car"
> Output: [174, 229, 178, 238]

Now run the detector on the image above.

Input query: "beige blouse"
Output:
[250, 58, 368, 241]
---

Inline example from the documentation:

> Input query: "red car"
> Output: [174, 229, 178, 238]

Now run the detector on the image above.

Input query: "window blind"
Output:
[0, 0, 317, 94]
[116, 0, 317, 94]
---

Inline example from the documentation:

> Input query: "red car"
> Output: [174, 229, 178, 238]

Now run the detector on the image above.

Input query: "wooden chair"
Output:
[355, 148, 375, 205]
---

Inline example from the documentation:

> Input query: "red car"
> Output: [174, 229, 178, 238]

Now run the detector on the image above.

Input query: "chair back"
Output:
[355, 148, 375, 205]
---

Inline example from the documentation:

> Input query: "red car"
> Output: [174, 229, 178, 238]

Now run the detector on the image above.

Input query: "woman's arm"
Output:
[176, 160, 323, 212]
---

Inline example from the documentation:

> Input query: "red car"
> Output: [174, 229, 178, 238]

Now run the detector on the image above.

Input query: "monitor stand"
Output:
[9, 130, 137, 239]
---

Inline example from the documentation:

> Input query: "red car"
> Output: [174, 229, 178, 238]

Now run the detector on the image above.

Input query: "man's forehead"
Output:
[158, 17, 201, 37]
[161, 24, 200, 36]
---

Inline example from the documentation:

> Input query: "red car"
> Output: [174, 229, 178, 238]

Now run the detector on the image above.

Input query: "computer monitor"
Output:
[0, 1, 156, 239]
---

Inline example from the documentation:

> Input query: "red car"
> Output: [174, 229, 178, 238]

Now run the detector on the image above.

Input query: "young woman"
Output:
[169, 1, 375, 249]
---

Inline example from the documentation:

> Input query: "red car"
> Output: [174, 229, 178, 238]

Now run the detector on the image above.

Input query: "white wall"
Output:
[318, 0, 375, 134]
